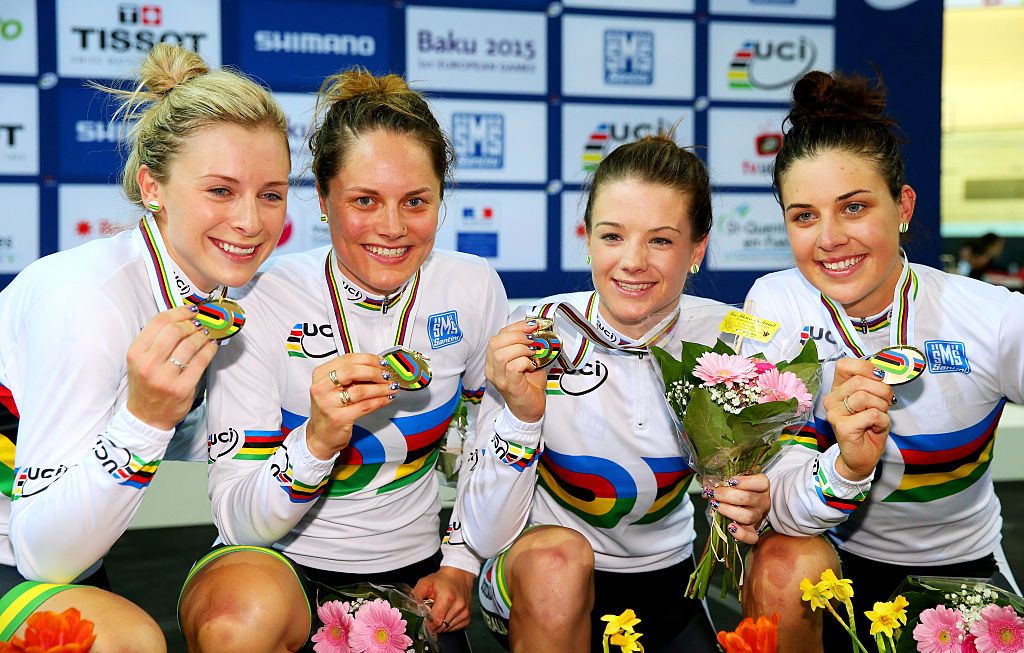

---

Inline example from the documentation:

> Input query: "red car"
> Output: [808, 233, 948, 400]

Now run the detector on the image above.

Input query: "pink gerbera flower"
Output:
[970, 604, 1024, 653]
[311, 600, 354, 653]
[693, 353, 757, 388]
[753, 360, 777, 374]
[913, 606, 964, 653]
[756, 368, 813, 413]
[963, 632, 980, 653]
[349, 599, 413, 653]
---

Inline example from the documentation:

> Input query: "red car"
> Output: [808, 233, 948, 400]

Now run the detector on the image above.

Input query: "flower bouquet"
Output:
[650, 335, 821, 600]
[437, 397, 468, 488]
[0, 608, 96, 653]
[306, 583, 439, 653]
[717, 613, 780, 653]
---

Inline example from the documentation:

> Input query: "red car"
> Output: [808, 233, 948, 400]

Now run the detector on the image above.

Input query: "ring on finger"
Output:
[338, 389, 352, 406]
[442, 618, 451, 629]
[328, 369, 341, 387]
[168, 356, 188, 370]
[842, 395, 855, 414]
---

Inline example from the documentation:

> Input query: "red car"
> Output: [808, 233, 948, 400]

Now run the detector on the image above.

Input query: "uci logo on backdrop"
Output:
[452, 112, 504, 170]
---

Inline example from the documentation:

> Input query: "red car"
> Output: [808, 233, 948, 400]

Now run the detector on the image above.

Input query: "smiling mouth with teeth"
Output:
[365, 245, 409, 258]
[616, 280, 655, 292]
[820, 255, 865, 271]
[216, 241, 257, 256]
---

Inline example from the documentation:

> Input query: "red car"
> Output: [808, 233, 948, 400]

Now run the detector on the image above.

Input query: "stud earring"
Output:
[586, 254, 592, 265]
[146, 200, 160, 212]
[690, 263, 700, 275]
[320, 213, 328, 223]
[898, 222, 909, 234]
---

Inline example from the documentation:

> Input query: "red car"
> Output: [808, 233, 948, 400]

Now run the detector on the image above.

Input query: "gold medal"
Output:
[529, 317, 562, 370]
[196, 297, 246, 341]
[868, 345, 926, 385]
[380, 346, 432, 391]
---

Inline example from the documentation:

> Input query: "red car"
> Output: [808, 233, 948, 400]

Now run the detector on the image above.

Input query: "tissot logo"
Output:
[69, 4, 207, 54]
[0, 124, 23, 147]
[119, 4, 162, 26]
[604, 30, 654, 85]
[452, 113, 504, 170]
[729, 37, 817, 90]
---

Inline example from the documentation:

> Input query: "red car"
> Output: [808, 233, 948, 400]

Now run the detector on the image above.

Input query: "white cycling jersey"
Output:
[205, 246, 507, 574]
[0, 215, 209, 582]
[748, 262, 1024, 565]
[452, 291, 730, 573]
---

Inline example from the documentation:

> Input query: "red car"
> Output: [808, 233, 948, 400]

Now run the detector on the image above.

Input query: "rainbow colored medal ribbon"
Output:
[819, 252, 924, 385]
[323, 252, 430, 391]
[531, 292, 680, 371]
[138, 217, 245, 340]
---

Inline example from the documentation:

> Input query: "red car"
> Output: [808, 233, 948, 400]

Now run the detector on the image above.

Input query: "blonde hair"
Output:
[95, 43, 289, 206]
[309, 67, 453, 198]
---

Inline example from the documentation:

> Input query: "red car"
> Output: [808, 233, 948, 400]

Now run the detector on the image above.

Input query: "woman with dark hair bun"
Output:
[742, 70, 1024, 651]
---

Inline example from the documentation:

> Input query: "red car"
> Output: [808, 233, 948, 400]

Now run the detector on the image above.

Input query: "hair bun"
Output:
[139, 43, 209, 98]
[320, 67, 411, 104]
[789, 70, 893, 127]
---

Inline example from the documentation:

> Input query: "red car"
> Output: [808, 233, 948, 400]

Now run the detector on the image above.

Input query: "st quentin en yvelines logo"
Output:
[729, 36, 817, 91]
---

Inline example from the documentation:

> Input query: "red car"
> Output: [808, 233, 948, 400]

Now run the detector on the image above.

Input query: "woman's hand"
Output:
[705, 474, 771, 545]
[305, 353, 397, 460]
[484, 320, 548, 424]
[126, 305, 218, 431]
[412, 566, 475, 633]
[823, 358, 894, 482]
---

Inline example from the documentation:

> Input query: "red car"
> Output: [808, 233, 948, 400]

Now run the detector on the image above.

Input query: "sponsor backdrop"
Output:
[0, 0, 942, 303]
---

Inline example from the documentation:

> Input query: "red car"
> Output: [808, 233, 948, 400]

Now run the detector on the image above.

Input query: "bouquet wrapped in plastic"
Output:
[651, 313, 823, 600]
[306, 582, 439, 653]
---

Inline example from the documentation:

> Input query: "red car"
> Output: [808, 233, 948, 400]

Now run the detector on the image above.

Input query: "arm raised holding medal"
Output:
[822, 357, 893, 482]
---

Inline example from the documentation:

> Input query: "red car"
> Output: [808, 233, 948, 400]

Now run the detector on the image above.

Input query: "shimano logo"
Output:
[254, 30, 375, 56]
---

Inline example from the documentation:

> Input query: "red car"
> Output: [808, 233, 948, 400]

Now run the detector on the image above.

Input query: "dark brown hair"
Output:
[773, 70, 905, 201]
[583, 135, 712, 241]
[309, 67, 454, 197]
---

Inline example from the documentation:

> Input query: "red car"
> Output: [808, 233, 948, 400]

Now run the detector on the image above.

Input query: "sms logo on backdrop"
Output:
[604, 30, 654, 85]
[57, 0, 221, 78]
[433, 99, 546, 184]
[452, 113, 504, 170]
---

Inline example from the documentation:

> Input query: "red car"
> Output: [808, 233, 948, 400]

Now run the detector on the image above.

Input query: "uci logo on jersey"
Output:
[286, 322, 338, 359]
[924, 340, 971, 375]
[428, 311, 463, 349]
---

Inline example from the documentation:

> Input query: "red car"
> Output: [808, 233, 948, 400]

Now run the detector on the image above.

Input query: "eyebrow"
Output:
[346, 186, 434, 196]
[198, 174, 288, 187]
[784, 189, 872, 212]
[593, 221, 682, 234]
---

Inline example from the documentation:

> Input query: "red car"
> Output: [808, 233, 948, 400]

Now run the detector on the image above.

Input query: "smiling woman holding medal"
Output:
[451, 136, 772, 653]
[0, 43, 289, 650]
[177, 68, 508, 653]
[740, 71, 1024, 651]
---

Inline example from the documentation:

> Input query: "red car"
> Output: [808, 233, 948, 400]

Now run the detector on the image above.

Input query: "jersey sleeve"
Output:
[206, 295, 337, 546]
[8, 288, 181, 583]
[997, 290, 1024, 404]
[440, 262, 509, 574]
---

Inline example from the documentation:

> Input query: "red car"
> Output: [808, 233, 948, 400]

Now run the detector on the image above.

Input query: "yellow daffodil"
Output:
[865, 600, 903, 638]
[601, 609, 641, 636]
[818, 569, 854, 604]
[891, 595, 909, 626]
[609, 630, 645, 652]
[800, 577, 831, 611]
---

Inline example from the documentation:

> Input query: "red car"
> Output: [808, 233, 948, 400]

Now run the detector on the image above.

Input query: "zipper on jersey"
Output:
[635, 352, 646, 429]
[857, 317, 869, 334]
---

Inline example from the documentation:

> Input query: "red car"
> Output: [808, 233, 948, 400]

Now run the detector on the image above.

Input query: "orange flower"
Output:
[716, 613, 780, 653]
[0, 608, 96, 653]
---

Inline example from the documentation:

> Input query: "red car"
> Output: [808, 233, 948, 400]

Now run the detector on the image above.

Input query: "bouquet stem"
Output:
[686, 509, 743, 600]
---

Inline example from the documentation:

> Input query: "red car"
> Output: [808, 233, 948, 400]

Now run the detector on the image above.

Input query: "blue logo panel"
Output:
[238, 1, 390, 88]
[428, 310, 463, 350]
[924, 340, 971, 375]
[452, 112, 504, 169]
[58, 86, 128, 179]
[604, 30, 654, 85]
[457, 232, 498, 259]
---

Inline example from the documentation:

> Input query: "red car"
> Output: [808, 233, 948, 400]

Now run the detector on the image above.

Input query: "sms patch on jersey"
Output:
[924, 340, 971, 374]
[428, 311, 463, 349]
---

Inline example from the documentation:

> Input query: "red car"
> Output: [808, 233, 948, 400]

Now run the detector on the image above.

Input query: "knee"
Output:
[745, 533, 839, 603]
[510, 528, 595, 622]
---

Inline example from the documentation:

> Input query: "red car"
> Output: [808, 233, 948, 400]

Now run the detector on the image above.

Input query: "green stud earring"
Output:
[690, 263, 700, 275]
[146, 200, 160, 212]
[898, 222, 909, 234]
[320, 214, 328, 223]
[586, 253, 591, 265]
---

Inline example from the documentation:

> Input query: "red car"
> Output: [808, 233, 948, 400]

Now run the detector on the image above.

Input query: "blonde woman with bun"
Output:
[177, 68, 507, 653]
[0, 43, 289, 650]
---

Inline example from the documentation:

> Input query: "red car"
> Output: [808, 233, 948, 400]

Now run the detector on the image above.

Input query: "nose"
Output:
[230, 196, 263, 237]
[377, 203, 405, 240]
[817, 214, 848, 250]
[620, 238, 647, 272]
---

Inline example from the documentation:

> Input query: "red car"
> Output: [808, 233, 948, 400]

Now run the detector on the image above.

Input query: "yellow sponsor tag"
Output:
[718, 310, 780, 343]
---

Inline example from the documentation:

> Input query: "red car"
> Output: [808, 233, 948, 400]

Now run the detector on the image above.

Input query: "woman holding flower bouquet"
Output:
[741, 70, 1024, 651]
[178, 68, 507, 653]
[453, 136, 772, 653]
[0, 44, 290, 650]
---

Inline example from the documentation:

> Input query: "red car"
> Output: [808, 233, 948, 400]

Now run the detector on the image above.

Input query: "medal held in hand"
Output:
[868, 345, 926, 385]
[381, 346, 431, 390]
[196, 297, 246, 340]
[528, 317, 562, 369]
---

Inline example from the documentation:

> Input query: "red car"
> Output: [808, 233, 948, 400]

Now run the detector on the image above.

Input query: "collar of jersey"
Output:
[136, 213, 215, 310]
[592, 295, 682, 350]
[331, 264, 409, 313]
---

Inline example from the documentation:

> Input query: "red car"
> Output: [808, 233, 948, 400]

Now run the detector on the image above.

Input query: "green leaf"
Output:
[789, 338, 819, 367]
[712, 338, 737, 355]
[681, 341, 714, 376]
[681, 388, 732, 461]
[650, 344, 686, 386]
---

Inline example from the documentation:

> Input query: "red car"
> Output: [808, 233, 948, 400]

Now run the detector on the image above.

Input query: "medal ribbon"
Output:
[323, 251, 422, 355]
[537, 292, 680, 371]
[819, 252, 918, 358]
[138, 216, 218, 309]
